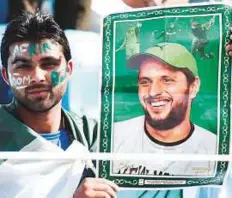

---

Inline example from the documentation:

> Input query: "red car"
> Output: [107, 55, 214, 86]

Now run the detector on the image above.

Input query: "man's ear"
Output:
[67, 60, 73, 76]
[1, 67, 10, 85]
[189, 76, 200, 100]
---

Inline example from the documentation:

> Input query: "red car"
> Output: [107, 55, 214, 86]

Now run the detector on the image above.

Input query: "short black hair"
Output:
[1, 11, 72, 69]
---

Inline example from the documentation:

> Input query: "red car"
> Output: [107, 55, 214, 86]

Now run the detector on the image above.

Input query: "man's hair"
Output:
[1, 11, 72, 68]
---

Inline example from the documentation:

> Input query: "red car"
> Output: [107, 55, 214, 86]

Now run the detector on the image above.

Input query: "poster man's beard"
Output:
[144, 97, 189, 131]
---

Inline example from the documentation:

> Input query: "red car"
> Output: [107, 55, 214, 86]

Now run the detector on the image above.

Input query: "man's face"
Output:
[3, 39, 72, 112]
[128, 26, 135, 33]
[138, 58, 193, 130]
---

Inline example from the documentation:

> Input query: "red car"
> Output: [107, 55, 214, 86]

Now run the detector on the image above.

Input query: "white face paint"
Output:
[8, 73, 32, 90]
[12, 43, 29, 58]
[10, 41, 53, 63]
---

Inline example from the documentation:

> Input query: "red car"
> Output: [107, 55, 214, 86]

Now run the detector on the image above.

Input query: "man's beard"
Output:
[11, 86, 63, 113]
[144, 94, 189, 131]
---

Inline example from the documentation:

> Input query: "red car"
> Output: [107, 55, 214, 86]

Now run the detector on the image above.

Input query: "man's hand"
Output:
[73, 178, 119, 198]
[226, 28, 232, 56]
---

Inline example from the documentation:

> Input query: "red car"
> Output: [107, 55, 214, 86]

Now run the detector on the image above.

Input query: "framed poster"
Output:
[98, 3, 232, 189]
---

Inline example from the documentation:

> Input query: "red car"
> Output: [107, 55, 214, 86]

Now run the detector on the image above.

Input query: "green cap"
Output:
[127, 42, 198, 76]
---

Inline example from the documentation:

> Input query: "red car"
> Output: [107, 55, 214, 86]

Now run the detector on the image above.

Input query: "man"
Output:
[116, 23, 141, 59]
[190, 16, 215, 59]
[54, 0, 92, 30]
[152, 18, 180, 43]
[0, 11, 119, 197]
[7, 0, 44, 22]
[113, 42, 217, 176]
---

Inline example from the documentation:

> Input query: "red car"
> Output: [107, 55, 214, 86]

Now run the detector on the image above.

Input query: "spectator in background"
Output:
[7, 0, 44, 22]
[54, 0, 92, 30]
[7, 0, 92, 31]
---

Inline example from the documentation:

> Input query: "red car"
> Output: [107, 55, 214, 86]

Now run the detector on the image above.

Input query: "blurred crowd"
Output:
[0, 0, 215, 33]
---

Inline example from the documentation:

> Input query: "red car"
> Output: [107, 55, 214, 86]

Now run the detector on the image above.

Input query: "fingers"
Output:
[87, 191, 112, 198]
[96, 178, 120, 193]
[74, 178, 119, 198]
[91, 178, 119, 197]
[227, 49, 232, 57]
[226, 28, 232, 56]
[92, 183, 117, 198]
[226, 43, 232, 56]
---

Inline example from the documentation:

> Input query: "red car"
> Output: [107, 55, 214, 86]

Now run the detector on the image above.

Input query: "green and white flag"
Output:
[98, 3, 232, 189]
[0, 105, 89, 197]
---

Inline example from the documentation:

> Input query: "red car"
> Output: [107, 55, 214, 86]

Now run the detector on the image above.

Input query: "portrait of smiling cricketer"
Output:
[113, 42, 217, 176]
[0, 11, 119, 198]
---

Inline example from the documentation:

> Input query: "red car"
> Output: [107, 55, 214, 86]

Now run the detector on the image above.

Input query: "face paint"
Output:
[8, 73, 32, 90]
[29, 43, 37, 56]
[43, 42, 52, 53]
[12, 43, 29, 57]
[51, 65, 68, 87]
[29, 42, 52, 57]
[12, 41, 53, 58]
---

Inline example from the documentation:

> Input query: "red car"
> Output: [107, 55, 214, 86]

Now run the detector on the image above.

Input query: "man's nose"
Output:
[30, 67, 46, 83]
[149, 81, 163, 96]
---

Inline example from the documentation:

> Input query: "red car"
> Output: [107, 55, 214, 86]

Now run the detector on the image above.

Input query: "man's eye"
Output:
[139, 80, 151, 86]
[42, 62, 59, 69]
[163, 77, 174, 83]
[16, 64, 31, 69]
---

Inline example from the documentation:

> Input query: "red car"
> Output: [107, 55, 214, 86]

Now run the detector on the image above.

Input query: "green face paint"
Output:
[29, 43, 38, 56]
[43, 42, 52, 53]
[51, 71, 59, 87]
[51, 68, 67, 87]
[29, 42, 52, 57]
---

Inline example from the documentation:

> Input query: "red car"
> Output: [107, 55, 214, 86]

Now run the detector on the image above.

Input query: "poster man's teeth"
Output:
[151, 101, 167, 107]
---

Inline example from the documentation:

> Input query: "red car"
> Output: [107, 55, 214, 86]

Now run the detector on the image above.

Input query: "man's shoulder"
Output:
[63, 109, 98, 135]
[0, 104, 15, 122]
[114, 115, 144, 127]
[193, 124, 217, 153]
[114, 115, 144, 137]
[194, 124, 216, 139]
[0, 105, 7, 124]
[62, 109, 98, 152]
[64, 109, 97, 126]
[0, 104, 6, 111]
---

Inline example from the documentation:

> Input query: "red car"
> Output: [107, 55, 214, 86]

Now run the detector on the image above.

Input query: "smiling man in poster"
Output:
[113, 42, 217, 176]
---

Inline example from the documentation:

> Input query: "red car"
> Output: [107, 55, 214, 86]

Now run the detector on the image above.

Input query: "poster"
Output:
[98, 3, 232, 189]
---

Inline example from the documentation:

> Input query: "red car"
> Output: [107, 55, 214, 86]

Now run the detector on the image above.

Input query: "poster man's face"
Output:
[138, 58, 192, 130]
[3, 39, 72, 112]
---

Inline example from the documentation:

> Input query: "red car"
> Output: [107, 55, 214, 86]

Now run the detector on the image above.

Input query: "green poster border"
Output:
[99, 3, 231, 188]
